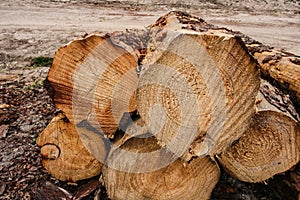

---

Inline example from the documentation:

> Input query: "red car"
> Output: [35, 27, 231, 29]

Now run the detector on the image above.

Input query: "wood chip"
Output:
[0, 183, 6, 195]
[0, 125, 9, 138]
[0, 104, 10, 109]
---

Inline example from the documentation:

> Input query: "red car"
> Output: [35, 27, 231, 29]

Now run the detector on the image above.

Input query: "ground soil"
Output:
[0, 0, 299, 199]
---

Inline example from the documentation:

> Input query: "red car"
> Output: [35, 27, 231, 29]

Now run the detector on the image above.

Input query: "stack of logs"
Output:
[37, 11, 300, 199]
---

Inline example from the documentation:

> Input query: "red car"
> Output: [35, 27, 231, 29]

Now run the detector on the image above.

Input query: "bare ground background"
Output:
[0, 0, 300, 199]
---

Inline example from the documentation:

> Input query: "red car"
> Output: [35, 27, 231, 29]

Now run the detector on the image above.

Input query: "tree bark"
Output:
[247, 43, 300, 111]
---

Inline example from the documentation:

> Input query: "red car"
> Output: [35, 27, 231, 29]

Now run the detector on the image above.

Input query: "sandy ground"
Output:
[0, 0, 299, 66]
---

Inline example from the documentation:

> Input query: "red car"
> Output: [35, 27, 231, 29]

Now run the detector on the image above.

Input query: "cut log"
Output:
[103, 136, 220, 200]
[137, 19, 260, 158]
[148, 11, 300, 111]
[246, 43, 300, 111]
[37, 11, 300, 199]
[257, 79, 300, 121]
[45, 33, 139, 139]
[36, 112, 105, 182]
[218, 80, 300, 182]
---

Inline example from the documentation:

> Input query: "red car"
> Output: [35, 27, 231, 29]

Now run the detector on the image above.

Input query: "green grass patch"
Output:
[30, 56, 53, 68]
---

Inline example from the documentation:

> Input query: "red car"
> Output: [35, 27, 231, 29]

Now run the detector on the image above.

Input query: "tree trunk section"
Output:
[103, 136, 220, 200]
[247, 44, 300, 110]
[138, 17, 260, 158]
[46, 33, 139, 139]
[148, 11, 300, 111]
[36, 112, 104, 182]
[218, 80, 300, 182]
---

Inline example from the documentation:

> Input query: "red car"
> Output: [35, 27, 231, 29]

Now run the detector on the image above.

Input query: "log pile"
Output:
[37, 11, 300, 199]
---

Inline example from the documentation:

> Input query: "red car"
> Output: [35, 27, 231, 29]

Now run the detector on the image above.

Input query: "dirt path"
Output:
[0, 0, 299, 65]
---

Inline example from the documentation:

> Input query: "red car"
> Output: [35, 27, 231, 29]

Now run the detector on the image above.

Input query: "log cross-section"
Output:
[46, 34, 138, 139]
[219, 110, 300, 183]
[218, 80, 300, 183]
[36, 113, 104, 182]
[103, 137, 220, 200]
[137, 28, 260, 158]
